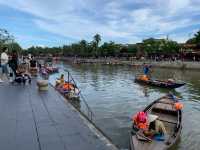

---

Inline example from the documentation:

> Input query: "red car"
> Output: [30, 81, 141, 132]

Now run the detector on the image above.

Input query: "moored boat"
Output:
[130, 95, 182, 150]
[46, 67, 59, 74]
[135, 75, 185, 89]
[55, 80, 80, 101]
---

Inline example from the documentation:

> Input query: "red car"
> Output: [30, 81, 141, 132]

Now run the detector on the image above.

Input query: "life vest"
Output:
[132, 112, 148, 130]
[63, 83, 74, 90]
[137, 122, 148, 130]
[174, 102, 183, 110]
[140, 75, 149, 81]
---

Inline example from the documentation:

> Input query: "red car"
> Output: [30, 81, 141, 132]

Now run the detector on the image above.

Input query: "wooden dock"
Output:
[0, 79, 118, 150]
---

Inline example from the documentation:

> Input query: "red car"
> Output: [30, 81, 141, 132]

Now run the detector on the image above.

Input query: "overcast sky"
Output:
[0, 0, 200, 48]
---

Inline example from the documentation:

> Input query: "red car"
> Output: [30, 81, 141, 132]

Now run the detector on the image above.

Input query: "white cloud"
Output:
[169, 0, 190, 14]
[0, 0, 200, 45]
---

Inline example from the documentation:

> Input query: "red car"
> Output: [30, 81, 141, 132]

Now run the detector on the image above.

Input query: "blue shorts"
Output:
[1, 64, 8, 74]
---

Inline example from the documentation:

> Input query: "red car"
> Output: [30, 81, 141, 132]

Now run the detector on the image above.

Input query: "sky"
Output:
[0, 0, 200, 48]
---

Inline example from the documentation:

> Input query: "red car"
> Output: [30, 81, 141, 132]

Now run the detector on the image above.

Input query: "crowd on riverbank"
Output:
[0, 47, 37, 83]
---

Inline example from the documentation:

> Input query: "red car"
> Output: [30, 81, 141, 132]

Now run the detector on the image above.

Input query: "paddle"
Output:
[136, 130, 152, 142]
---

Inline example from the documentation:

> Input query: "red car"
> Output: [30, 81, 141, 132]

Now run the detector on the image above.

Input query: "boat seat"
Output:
[152, 103, 176, 114]
[158, 118, 177, 124]
[151, 111, 178, 124]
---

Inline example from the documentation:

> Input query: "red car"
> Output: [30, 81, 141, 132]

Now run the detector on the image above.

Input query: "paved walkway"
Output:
[0, 80, 118, 150]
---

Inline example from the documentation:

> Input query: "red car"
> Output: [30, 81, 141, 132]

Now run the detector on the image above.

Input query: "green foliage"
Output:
[186, 30, 200, 44]
[99, 41, 121, 56]
[24, 46, 62, 56]
[194, 30, 200, 44]
[24, 35, 179, 57]
[0, 29, 13, 50]
[2, 29, 200, 58]
[126, 44, 138, 54]
[93, 34, 101, 56]
[6, 42, 22, 54]
[142, 38, 179, 54]
[93, 34, 101, 47]
[0, 28, 22, 54]
[26, 34, 125, 57]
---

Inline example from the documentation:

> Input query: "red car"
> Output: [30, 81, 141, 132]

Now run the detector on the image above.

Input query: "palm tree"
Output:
[93, 34, 101, 47]
[93, 34, 101, 57]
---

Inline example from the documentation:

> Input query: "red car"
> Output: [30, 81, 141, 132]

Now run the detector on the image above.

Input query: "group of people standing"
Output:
[0, 47, 15, 82]
[0, 47, 37, 83]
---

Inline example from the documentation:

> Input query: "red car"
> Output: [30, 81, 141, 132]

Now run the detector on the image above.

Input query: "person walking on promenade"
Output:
[1, 47, 9, 81]
[8, 51, 18, 81]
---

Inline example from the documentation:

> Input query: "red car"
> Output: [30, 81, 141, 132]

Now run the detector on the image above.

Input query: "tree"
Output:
[186, 30, 200, 44]
[141, 38, 179, 55]
[194, 30, 200, 44]
[93, 34, 101, 47]
[100, 41, 121, 56]
[0, 29, 14, 50]
[6, 42, 22, 54]
[93, 34, 101, 57]
[79, 40, 88, 56]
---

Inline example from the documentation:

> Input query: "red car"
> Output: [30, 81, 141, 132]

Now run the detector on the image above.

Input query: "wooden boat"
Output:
[40, 68, 48, 76]
[135, 76, 185, 89]
[130, 96, 182, 150]
[55, 81, 80, 101]
[46, 67, 59, 74]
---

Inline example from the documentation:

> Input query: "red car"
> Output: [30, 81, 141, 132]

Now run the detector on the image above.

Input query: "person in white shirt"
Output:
[1, 47, 9, 80]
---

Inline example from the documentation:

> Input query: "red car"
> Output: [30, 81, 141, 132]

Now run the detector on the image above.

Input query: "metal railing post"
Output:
[65, 69, 94, 122]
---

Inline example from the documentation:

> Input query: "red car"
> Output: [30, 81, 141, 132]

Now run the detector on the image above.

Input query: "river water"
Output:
[49, 61, 200, 150]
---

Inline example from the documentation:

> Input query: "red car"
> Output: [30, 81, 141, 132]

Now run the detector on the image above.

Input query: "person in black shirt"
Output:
[30, 56, 37, 68]
[29, 56, 38, 76]
[9, 52, 18, 75]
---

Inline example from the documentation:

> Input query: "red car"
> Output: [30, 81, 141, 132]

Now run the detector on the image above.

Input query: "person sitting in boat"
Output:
[132, 112, 148, 130]
[144, 114, 167, 138]
[55, 74, 65, 87]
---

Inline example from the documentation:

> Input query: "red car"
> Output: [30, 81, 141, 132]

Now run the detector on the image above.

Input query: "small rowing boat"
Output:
[135, 76, 185, 89]
[130, 95, 182, 150]
[46, 67, 59, 74]
[55, 80, 80, 101]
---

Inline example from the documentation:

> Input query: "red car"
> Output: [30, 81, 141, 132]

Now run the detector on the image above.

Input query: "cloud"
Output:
[0, 0, 200, 46]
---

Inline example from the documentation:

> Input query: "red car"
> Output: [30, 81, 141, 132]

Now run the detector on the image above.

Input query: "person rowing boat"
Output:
[132, 112, 167, 139]
[130, 95, 183, 150]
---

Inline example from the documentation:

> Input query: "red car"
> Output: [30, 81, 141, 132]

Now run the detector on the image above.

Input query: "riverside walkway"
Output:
[0, 80, 118, 150]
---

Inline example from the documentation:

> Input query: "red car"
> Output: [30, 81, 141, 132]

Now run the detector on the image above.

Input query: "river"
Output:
[49, 61, 200, 150]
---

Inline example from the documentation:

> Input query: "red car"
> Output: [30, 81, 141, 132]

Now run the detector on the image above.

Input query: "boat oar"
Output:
[136, 131, 152, 142]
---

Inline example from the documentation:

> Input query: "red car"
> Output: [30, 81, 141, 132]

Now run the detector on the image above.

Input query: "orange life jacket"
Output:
[132, 112, 148, 130]
[174, 102, 183, 110]
[139, 75, 149, 81]
[63, 83, 74, 90]
[137, 122, 148, 130]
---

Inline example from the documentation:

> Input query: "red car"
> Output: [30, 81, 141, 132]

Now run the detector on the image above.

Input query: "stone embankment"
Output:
[38, 57, 200, 70]
[61, 57, 200, 70]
